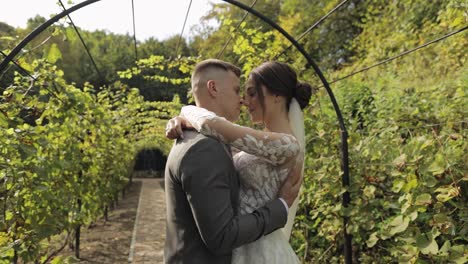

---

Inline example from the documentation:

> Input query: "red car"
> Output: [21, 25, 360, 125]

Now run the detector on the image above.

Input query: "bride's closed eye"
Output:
[245, 87, 256, 98]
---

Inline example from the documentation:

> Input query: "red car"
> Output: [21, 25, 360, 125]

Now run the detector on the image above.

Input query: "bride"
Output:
[166, 61, 312, 263]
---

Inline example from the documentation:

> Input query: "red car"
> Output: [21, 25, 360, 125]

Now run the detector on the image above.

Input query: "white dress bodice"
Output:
[234, 151, 289, 215]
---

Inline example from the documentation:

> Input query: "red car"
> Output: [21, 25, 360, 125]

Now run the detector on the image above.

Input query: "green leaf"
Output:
[363, 185, 376, 198]
[416, 233, 438, 255]
[0, 113, 8, 127]
[389, 215, 409, 235]
[435, 186, 459, 202]
[392, 179, 405, 193]
[66, 27, 77, 42]
[433, 213, 448, 224]
[449, 245, 467, 263]
[366, 232, 378, 248]
[397, 245, 418, 262]
[17, 58, 34, 72]
[401, 199, 411, 214]
[438, 240, 451, 256]
[45, 43, 62, 64]
[5, 211, 13, 221]
[414, 193, 432, 205]
[420, 139, 434, 150]
[409, 211, 418, 221]
[0, 36, 15, 41]
[403, 178, 418, 193]
[427, 154, 445, 175]
[392, 153, 407, 167]
[0, 232, 10, 246]
[424, 176, 438, 187]
[450, 17, 463, 27]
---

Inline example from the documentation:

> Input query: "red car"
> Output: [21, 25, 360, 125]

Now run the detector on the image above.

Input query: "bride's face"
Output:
[243, 78, 262, 123]
[243, 78, 275, 124]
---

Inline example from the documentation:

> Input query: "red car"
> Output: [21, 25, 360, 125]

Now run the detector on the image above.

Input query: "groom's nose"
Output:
[241, 96, 248, 106]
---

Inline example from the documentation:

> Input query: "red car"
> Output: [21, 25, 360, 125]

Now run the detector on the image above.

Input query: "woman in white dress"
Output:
[167, 61, 312, 263]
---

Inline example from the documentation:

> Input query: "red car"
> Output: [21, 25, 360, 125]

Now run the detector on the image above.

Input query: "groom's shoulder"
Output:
[172, 130, 224, 156]
[181, 130, 219, 146]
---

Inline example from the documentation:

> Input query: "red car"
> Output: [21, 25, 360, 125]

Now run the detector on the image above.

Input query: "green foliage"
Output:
[289, 1, 467, 262]
[158, 2, 467, 261]
[191, 0, 282, 60]
[0, 18, 196, 93]
[117, 55, 198, 102]
[0, 21, 187, 262]
[44, 43, 62, 64]
[279, 0, 365, 69]
[0, 0, 466, 262]
[290, 72, 466, 262]
[0, 60, 167, 262]
[130, 95, 183, 155]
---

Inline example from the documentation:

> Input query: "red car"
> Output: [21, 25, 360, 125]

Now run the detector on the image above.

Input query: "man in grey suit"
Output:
[164, 59, 301, 263]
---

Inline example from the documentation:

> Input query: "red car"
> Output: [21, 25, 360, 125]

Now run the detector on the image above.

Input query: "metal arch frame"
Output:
[0, 0, 101, 73]
[0, 0, 352, 263]
[222, 2, 352, 263]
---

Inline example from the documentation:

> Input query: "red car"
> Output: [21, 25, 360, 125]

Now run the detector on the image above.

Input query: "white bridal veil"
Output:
[281, 98, 305, 240]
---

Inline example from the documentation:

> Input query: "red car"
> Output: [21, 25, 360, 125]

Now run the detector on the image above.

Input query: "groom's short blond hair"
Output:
[191, 59, 241, 98]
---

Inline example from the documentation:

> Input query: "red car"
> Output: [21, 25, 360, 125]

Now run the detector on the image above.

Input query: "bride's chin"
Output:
[250, 117, 261, 124]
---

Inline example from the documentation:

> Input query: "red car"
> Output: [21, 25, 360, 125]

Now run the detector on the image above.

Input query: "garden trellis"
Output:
[0, 0, 466, 263]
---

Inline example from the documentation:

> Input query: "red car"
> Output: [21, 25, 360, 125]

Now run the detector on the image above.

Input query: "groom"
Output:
[164, 59, 301, 263]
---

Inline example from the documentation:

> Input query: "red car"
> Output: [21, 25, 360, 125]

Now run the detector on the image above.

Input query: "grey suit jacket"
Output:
[164, 131, 287, 264]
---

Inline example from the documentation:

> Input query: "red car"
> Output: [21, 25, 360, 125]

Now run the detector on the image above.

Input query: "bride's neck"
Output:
[264, 111, 291, 134]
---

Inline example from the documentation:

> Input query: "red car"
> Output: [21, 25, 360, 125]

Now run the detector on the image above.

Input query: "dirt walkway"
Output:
[56, 178, 166, 264]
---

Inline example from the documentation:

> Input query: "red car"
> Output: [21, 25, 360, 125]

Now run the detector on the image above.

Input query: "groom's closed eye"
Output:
[235, 86, 241, 95]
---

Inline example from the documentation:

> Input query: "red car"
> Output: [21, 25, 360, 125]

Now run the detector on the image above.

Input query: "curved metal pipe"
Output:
[0, 0, 352, 262]
[220, 1, 352, 263]
[0, 0, 102, 73]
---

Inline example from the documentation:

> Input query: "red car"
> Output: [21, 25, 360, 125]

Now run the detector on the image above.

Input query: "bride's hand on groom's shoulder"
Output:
[278, 162, 303, 207]
[165, 116, 185, 139]
[165, 116, 194, 139]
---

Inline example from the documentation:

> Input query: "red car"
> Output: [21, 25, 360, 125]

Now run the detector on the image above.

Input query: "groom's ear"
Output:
[206, 80, 218, 98]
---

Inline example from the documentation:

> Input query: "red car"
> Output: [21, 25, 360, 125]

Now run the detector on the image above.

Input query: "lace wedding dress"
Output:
[181, 105, 302, 263]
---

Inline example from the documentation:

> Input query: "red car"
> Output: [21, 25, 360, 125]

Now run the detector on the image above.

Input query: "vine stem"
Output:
[40, 231, 71, 264]
[317, 243, 335, 261]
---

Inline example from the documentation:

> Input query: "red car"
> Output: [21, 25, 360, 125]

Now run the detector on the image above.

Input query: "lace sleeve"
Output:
[181, 105, 300, 166]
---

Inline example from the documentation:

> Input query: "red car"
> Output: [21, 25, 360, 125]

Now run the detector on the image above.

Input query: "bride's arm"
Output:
[181, 105, 300, 165]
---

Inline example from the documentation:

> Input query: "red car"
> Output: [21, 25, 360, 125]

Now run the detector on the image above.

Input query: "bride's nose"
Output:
[242, 95, 249, 107]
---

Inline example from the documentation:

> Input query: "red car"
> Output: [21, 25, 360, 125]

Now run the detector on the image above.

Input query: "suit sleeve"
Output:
[180, 138, 287, 255]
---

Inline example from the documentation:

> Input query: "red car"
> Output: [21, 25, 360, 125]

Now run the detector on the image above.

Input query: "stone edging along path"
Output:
[128, 178, 166, 264]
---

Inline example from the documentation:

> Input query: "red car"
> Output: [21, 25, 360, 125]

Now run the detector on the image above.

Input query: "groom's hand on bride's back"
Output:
[279, 162, 303, 207]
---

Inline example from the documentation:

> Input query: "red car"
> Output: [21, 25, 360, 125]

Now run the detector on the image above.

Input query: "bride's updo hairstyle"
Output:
[249, 61, 312, 111]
